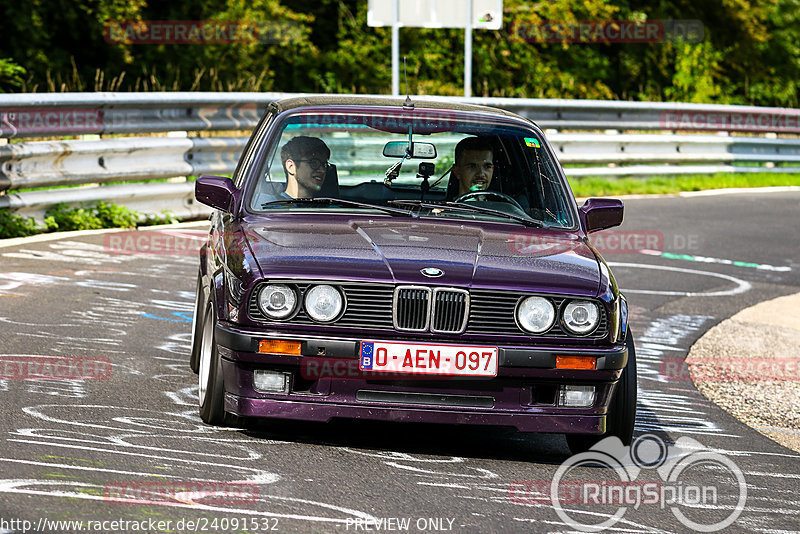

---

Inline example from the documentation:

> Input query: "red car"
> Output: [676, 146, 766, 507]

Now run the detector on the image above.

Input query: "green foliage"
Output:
[0, 0, 799, 104]
[663, 40, 725, 103]
[0, 58, 26, 91]
[138, 210, 180, 226]
[44, 201, 139, 232]
[45, 203, 105, 231]
[0, 209, 40, 238]
[0, 201, 179, 238]
[93, 200, 139, 228]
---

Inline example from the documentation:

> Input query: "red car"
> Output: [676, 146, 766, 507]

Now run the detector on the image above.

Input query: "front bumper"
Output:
[216, 323, 629, 435]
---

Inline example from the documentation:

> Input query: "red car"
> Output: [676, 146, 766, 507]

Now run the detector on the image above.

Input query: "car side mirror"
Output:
[195, 175, 236, 213]
[580, 198, 624, 233]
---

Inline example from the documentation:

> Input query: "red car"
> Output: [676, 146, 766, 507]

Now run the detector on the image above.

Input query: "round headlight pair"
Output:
[516, 297, 600, 335]
[257, 284, 343, 322]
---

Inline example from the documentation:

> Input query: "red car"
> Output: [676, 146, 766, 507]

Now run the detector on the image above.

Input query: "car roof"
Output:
[269, 95, 531, 123]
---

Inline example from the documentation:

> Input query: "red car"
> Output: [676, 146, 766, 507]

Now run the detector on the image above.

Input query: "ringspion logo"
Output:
[524, 434, 747, 532]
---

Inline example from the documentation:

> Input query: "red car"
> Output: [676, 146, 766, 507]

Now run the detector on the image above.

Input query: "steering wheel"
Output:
[455, 190, 525, 211]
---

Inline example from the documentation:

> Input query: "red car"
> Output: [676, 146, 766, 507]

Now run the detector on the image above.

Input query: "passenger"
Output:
[280, 136, 331, 198]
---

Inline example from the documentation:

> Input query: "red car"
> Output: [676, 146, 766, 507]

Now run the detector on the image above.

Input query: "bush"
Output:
[138, 210, 180, 227]
[45, 203, 105, 231]
[0, 210, 41, 238]
[44, 201, 140, 232]
[1, 201, 177, 239]
[94, 200, 139, 228]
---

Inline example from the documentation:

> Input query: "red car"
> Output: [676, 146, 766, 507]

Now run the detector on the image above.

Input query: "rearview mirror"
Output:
[383, 141, 437, 159]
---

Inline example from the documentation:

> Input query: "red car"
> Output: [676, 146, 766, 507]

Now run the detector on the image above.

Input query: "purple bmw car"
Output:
[190, 96, 635, 453]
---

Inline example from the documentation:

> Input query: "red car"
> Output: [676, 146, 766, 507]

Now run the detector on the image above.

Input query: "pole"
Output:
[464, 0, 473, 97]
[392, 0, 400, 96]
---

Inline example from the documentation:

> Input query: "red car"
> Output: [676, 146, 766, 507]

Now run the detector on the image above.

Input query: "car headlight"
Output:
[304, 285, 344, 322]
[258, 284, 297, 319]
[516, 296, 556, 334]
[562, 300, 600, 335]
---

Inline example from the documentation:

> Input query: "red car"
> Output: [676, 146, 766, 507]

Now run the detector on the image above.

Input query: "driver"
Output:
[452, 136, 495, 197]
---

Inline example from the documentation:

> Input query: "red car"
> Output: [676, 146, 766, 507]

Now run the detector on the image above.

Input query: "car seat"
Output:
[319, 163, 340, 197]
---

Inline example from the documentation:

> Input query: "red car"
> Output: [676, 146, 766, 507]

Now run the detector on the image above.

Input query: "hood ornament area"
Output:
[421, 267, 444, 278]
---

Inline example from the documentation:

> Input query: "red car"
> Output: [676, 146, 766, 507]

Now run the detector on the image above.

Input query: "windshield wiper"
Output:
[388, 199, 546, 228]
[261, 197, 417, 218]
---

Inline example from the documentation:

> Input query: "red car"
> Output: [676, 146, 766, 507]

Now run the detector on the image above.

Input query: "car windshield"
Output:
[248, 109, 576, 228]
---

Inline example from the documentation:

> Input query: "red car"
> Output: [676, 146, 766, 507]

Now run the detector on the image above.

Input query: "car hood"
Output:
[242, 217, 600, 296]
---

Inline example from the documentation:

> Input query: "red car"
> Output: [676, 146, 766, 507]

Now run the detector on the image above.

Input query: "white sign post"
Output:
[367, 0, 503, 97]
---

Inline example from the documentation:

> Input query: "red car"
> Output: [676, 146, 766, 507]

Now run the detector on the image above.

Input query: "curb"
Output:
[685, 292, 800, 453]
[0, 220, 210, 249]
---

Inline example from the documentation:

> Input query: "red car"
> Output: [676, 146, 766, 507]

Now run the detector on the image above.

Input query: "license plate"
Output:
[359, 341, 498, 377]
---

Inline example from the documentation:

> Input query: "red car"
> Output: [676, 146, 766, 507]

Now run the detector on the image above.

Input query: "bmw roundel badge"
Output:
[421, 267, 444, 278]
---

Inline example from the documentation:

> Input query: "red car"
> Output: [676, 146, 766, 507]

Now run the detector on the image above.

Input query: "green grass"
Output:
[567, 172, 800, 197]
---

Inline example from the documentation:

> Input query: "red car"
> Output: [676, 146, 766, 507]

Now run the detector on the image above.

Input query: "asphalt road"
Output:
[1, 190, 799, 533]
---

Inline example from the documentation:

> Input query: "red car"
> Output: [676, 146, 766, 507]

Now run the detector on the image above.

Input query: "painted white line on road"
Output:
[744, 471, 800, 480]
[608, 262, 752, 297]
[0, 457, 182, 478]
[640, 250, 791, 272]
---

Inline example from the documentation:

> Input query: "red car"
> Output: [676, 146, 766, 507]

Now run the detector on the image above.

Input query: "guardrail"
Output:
[2, 92, 799, 220]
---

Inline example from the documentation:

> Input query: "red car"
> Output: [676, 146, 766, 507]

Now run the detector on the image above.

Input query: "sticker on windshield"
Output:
[524, 137, 541, 148]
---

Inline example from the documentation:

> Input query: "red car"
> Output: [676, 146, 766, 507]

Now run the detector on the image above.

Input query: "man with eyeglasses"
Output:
[280, 136, 331, 198]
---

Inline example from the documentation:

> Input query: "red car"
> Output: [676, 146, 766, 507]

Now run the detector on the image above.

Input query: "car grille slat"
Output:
[248, 282, 607, 339]
[395, 287, 430, 331]
[431, 288, 468, 334]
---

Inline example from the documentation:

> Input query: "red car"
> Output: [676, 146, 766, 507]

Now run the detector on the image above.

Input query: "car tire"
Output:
[566, 333, 637, 454]
[189, 272, 204, 374]
[198, 302, 239, 427]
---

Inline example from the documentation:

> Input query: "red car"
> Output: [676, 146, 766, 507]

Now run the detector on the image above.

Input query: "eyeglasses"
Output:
[296, 158, 330, 171]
